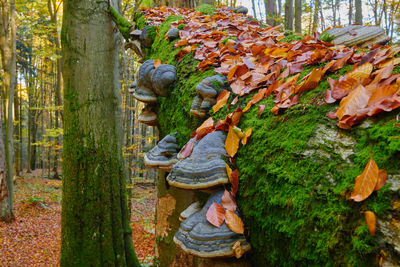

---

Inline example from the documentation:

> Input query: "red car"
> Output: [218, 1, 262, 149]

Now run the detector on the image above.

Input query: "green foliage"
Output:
[134, 11, 147, 30]
[319, 31, 334, 42]
[194, 4, 216, 15]
[109, 5, 132, 39]
[279, 30, 303, 43]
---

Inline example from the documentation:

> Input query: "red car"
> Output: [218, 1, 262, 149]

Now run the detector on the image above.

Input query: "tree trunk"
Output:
[265, 0, 277, 26]
[60, 1, 140, 266]
[284, 0, 293, 30]
[0, 112, 12, 221]
[312, 0, 319, 30]
[354, 0, 362, 24]
[251, 0, 257, 19]
[348, 0, 352, 25]
[294, 0, 301, 33]
[0, 0, 16, 220]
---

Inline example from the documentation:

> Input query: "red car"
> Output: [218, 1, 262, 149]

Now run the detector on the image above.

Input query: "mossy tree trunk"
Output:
[60, 0, 140, 266]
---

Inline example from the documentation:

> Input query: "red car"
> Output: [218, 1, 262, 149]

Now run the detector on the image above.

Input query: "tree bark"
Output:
[354, 0, 362, 24]
[294, 0, 301, 33]
[348, 0, 352, 25]
[312, 0, 319, 30]
[284, 0, 293, 30]
[0, 0, 16, 220]
[265, 0, 277, 26]
[60, 0, 140, 266]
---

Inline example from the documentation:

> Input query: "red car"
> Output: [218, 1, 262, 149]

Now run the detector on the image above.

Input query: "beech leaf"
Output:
[230, 169, 239, 196]
[221, 190, 237, 211]
[374, 169, 387, 191]
[364, 211, 376, 236]
[225, 210, 244, 234]
[213, 90, 230, 113]
[241, 128, 252, 145]
[206, 202, 225, 227]
[225, 126, 241, 157]
[349, 157, 379, 202]
[178, 141, 194, 159]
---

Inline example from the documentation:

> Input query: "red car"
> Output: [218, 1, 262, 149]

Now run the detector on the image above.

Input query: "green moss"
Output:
[177, 23, 186, 30]
[148, 15, 184, 64]
[279, 30, 303, 43]
[222, 36, 237, 44]
[133, 11, 147, 30]
[194, 4, 216, 15]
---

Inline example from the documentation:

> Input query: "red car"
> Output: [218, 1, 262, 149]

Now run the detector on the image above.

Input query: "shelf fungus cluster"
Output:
[144, 133, 179, 172]
[174, 190, 251, 258]
[190, 75, 228, 117]
[131, 59, 176, 126]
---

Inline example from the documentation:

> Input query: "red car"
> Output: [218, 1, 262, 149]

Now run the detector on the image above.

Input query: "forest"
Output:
[0, 0, 400, 266]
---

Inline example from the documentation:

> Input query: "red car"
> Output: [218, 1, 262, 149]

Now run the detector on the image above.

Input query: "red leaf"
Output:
[206, 202, 225, 227]
[178, 141, 194, 159]
[230, 169, 239, 196]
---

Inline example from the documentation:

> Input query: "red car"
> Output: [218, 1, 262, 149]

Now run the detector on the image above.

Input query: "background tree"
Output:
[355, 0, 362, 24]
[295, 0, 302, 32]
[60, 0, 140, 265]
[0, 0, 16, 222]
[285, 0, 294, 30]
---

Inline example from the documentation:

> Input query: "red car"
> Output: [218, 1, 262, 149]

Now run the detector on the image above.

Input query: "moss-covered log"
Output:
[127, 8, 400, 267]
[61, 1, 140, 266]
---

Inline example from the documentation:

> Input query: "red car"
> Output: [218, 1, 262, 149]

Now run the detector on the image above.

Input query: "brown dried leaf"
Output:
[230, 169, 239, 196]
[294, 68, 324, 94]
[206, 202, 225, 227]
[350, 157, 379, 202]
[374, 169, 387, 191]
[258, 104, 266, 116]
[232, 241, 244, 259]
[178, 141, 194, 159]
[336, 85, 371, 120]
[225, 210, 244, 234]
[154, 59, 162, 68]
[221, 190, 237, 211]
[365, 211, 376, 236]
[241, 128, 252, 145]
[196, 117, 214, 140]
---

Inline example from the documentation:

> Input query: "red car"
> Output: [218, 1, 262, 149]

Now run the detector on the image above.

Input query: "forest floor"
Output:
[0, 170, 156, 266]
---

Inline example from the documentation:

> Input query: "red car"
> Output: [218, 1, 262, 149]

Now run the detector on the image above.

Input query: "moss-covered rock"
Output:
[135, 11, 400, 267]
[194, 4, 216, 15]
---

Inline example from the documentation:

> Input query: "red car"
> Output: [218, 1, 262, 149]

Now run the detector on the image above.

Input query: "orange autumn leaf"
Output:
[241, 128, 252, 145]
[294, 68, 324, 94]
[347, 62, 373, 81]
[226, 126, 240, 157]
[213, 90, 230, 113]
[242, 100, 252, 112]
[225, 210, 244, 234]
[350, 157, 379, 202]
[336, 85, 372, 120]
[154, 59, 162, 68]
[221, 190, 237, 211]
[364, 211, 376, 235]
[374, 169, 387, 191]
[206, 202, 225, 227]
[196, 117, 214, 140]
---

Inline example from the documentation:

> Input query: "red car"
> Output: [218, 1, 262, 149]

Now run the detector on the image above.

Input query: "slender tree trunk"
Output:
[285, 0, 293, 30]
[294, 0, 301, 33]
[0, 0, 16, 220]
[60, 0, 140, 266]
[354, 0, 362, 24]
[0, 112, 12, 221]
[312, 0, 319, 30]
[266, 0, 277, 25]
[331, 0, 336, 26]
[348, 0, 352, 24]
[14, 73, 20, 176]
[251, 0, 257, 19]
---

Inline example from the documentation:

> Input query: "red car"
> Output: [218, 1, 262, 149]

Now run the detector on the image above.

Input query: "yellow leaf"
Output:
[225, 163, 232, 179]
[242, 100, 252, 112]
[232, 241, 244, 259]
[241, 128, 252, 145]
[225, 126, 240, 157]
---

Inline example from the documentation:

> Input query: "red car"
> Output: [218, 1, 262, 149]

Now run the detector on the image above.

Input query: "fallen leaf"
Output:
[258, 104, 266, 116]
[241, 128, 252, 145]
[374, 169, 387, 191]
[225, 126, 241, 157]
[232, 241, 244, 259]
[221, 190, 237, 211]
[206, 202, 225, 227]
[225, 163, 232, 180]
[178, 141, 194, 159]
[225, 210, 244, 234]
[365, 211, 376, 235]
[294, 68, 324, 94]
[230, 169, 239, 196]
[336, 85, 371, 120]
[154, 59, 162, 68]
[350, 157, 379, 202]
[213, 90, 230, 113]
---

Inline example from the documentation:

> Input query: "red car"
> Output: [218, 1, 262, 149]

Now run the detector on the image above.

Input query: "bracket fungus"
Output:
[179, 201, 202, 222]
[190, 75, 229, 117]
[151, 64, 177, 96]
[167, 131, 229, 189]
[234, 6, 248, 15]
[140, 25, 155, 48]
[144, 133, 179, 171]
[138, 104, 158, 126]
[174, 190, 251, 258]
[133, 59, 157, 103]
[319, 25, 390, 47]
[167, 28, 179, 40]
